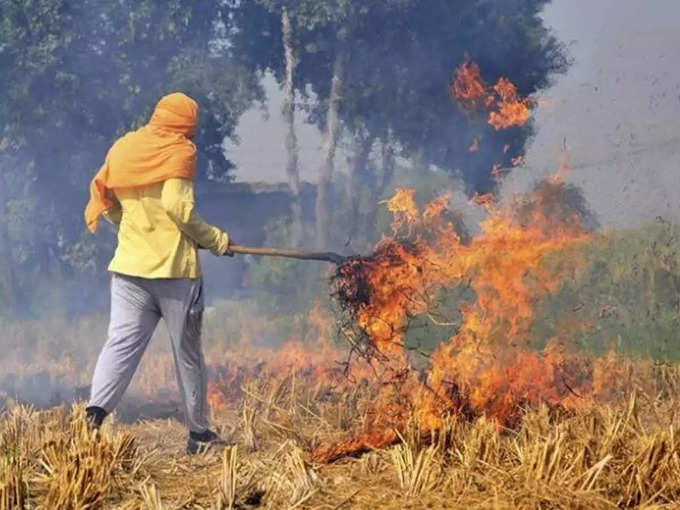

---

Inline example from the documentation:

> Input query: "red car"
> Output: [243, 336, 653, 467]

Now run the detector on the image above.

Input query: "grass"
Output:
[1, 354, 680, 509]
[1, 220, 679, 507]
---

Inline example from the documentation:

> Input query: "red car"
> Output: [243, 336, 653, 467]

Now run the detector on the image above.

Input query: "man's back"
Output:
[85, 93, 230, 451]
[106, 178, 228, 279]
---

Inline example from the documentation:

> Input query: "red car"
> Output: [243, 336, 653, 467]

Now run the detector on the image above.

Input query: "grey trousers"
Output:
[88, 273, 210, 433]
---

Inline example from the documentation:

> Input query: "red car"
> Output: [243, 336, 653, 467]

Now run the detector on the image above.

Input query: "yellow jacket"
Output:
[103, 178, 228, 279]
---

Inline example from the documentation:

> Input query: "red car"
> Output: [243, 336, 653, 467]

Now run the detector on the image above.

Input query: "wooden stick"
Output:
[227, 243, 347, 265]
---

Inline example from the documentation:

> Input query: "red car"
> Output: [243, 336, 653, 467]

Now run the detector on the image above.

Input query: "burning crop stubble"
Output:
[317, 177, 602, 462]
[3, 183, 680, 506]
[307, 64, 603, 464]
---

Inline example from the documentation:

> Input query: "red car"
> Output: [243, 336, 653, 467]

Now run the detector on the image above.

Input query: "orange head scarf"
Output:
[84, 93, 199, 232]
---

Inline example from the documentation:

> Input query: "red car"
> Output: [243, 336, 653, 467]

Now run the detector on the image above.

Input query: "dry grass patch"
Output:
[0, 405, 146, 509]
[2, 360, 680, 508]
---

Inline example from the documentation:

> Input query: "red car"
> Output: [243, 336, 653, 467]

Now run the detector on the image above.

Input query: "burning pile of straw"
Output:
[317, 179, 602, 460]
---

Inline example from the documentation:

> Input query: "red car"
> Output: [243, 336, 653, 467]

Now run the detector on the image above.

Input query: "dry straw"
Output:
[2, 358, 680, 508]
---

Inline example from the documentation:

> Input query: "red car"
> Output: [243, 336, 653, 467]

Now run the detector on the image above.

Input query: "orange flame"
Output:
[488, 77, 531, 129]
[385, 188, 420, 236]
[451, 61, 488, 105]
[313, 180, 594, 462]
[471, 192, 495, 210]
[451, 61, 532, 130]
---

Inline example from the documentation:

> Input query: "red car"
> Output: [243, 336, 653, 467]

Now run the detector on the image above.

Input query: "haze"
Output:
[229, 0, 680, 227]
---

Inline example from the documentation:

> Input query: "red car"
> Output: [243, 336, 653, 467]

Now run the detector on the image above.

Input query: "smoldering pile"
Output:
[331, 241, 421, 317]
[328, 240, 424, 364]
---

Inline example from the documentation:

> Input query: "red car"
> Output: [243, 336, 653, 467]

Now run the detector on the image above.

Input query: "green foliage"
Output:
[533, 221, 680, 361]
[0, 0, 263, 314]
[0, 0, 570, 316]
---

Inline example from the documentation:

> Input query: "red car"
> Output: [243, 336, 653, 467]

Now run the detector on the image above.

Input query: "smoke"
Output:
[503, 0, 680, 228]
[0, 1, 265, 318]
[15, 0, 677, 419]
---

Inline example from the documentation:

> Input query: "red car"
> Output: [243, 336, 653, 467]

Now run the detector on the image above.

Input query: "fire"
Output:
[450, 61, 531, 186]
[451, 61, 488, 105]
[316, 178, 595, 462]
[451, 61, 532, 130]
[204, 177, 613, 464]
[206, 337, 368, 414]
[488, 77, 531, 129]
[471, 192, 495, 210]
[357, 181, 587, 363]
[206, 302, 352, 412]
[385, 188, 420, 235]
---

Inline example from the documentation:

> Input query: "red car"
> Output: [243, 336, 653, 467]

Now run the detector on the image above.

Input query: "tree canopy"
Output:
[0, 0, 263, 313]
[0, 0, 567, 314]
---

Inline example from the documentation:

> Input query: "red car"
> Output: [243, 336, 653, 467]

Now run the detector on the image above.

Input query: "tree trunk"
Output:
[0, 172, 18, 311]
[281, 7, 303, 245]
[413, 146, 429, 173]
[377, 139, 396, 197]
[364, 139, 396, 242]
[346, 132, 374, 246]
[315, 51, 345, 250]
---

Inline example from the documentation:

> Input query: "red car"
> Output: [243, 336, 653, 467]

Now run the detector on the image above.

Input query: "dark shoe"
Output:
[85, 406, 108, 430]
[187, 429, 230, 454]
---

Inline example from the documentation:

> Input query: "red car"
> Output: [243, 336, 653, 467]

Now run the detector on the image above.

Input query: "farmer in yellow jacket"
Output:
[84, 93, 229, 453]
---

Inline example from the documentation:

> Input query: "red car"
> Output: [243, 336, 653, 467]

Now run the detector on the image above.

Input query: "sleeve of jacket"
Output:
[161, 178, 229, 256]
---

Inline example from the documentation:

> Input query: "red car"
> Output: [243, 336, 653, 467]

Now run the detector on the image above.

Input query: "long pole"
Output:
[227, 243, 346, 265]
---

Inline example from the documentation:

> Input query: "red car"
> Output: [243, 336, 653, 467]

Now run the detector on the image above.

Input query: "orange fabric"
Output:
[84, 93, 199, 233]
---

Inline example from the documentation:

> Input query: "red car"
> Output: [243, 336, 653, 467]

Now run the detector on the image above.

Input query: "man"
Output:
[84, 92, 230, 453]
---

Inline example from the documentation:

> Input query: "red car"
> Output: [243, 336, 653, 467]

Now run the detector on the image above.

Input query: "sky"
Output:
[227, 0, 680, 228]
[507, 0, 680, 227]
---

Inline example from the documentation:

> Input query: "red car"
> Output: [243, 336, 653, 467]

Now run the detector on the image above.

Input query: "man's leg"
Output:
[156, 278, 210, 435]
[88, 274, 160, 424]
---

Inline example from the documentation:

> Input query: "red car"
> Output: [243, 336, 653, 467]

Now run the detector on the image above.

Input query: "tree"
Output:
[0, 0, 262, 314]
[314, 49, 346, 249]
[0, 0, 75, 311]
[383, 0, 567, 194]
[285, 0, 412, 249]
[228, 0, 351, 248]
[224, 0, 568, 261]
[303, 0, 568, 248]
[280, 7, 303, 244]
